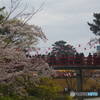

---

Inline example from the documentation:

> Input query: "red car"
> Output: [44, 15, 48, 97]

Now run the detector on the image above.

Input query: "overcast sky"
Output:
[1, 0, 100, 56]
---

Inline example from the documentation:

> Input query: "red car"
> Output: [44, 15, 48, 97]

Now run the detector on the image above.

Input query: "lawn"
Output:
[52, 77, 100, 90]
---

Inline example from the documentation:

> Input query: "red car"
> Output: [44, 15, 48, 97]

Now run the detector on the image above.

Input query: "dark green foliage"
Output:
[0, 83, 38, 100]
[0, 15, 4, 23]
[14, 76, 62, 100]
[0, 7, 5, 24]
[51, 40, 77, 56]
[0, 7, 10, 35]
[0, 76, 74, 100]
[87, 13, 100, 36]
[3, 58, 11, 62]
[0, 84, 15, 96]
[0, 96, 39, 100]
[0, 7, 5, 11]
[0, 27, 10, 35]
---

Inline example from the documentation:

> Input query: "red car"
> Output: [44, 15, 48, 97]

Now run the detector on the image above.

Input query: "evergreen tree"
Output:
[87, 13, 100, 46]
[51, 40, 77, 56]
[87, 13, 100, 36]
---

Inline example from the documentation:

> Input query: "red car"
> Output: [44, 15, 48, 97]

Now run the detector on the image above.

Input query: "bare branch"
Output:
[87, 37, 100, 48]
[23, 2, 45, 25]
[4, 0, 22, 21]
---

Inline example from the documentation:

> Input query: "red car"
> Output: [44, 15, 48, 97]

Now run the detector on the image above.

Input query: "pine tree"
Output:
[87, 13, 100, 47]
[87, 13, 100, 36]
[51, 40, 77, 56]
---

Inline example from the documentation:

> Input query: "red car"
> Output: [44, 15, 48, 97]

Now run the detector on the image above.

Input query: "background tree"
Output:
[87, 13, 100, 47]
[51, 40, 77, 56]
[88, 13, 100, 36]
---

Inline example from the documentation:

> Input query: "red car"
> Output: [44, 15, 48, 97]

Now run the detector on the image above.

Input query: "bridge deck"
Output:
[52, 65, 100, 70]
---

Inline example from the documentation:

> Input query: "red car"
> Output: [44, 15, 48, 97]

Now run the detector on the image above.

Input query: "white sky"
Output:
[1, 0, 100, 56]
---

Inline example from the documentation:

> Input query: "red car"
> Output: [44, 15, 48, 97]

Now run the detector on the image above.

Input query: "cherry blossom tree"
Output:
[0, 0, 54, 85]
[0, 0, 47, 50]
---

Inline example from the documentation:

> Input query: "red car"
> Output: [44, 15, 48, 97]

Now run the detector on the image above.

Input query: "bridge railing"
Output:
[41, 57, 100, 66]
[0, 57, 100, 67]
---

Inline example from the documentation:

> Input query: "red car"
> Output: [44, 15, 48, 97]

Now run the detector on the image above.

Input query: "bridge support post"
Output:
[76, 69, 83, 100]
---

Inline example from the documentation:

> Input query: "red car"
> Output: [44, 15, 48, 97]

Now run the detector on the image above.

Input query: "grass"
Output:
[52, 77, 100, 90]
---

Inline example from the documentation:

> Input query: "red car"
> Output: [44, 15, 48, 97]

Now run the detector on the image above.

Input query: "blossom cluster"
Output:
[0, 48, 54, 82]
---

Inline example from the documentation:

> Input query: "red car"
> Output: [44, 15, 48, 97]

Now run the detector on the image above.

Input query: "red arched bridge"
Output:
[41, 57, 100, 70]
